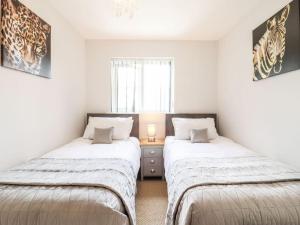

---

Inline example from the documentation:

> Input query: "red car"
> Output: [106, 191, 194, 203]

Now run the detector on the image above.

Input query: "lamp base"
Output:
[148, 137, 156, 142]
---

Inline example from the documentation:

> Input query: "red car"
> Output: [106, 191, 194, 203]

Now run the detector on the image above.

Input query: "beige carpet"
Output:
[136, 180, 168, 225]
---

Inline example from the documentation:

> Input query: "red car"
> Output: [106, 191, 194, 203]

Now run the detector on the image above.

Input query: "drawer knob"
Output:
[150, 169, 156, 173]
[150, 151, 155, 154]
[150, 159, 155, 164]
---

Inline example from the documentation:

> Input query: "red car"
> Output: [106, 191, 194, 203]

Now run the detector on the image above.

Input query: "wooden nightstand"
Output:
[140, 139, 165, 180]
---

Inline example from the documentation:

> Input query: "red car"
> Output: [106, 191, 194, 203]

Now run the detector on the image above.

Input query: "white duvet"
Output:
[43, 137, 141, 175]
[164, 136, 256, 174]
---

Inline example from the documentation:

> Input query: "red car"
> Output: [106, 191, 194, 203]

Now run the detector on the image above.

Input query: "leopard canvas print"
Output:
[1, 0, 51, 78]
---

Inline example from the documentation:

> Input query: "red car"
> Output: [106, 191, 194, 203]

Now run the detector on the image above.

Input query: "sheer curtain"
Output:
[111, 58, 173, 113]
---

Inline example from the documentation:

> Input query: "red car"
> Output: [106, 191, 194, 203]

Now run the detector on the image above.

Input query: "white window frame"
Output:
[111, 57, 174, 113]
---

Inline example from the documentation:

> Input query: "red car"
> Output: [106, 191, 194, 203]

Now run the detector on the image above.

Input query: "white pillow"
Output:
[83, 117, 133, 140]
[172, 118, 218, 140]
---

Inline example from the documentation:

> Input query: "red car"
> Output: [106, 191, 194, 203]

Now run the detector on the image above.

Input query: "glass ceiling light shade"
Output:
[113, 0, 137, 18]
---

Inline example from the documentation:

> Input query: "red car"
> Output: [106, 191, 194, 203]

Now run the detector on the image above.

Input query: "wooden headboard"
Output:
[87, 113, 139, 138]
[165, 113, 218, 136]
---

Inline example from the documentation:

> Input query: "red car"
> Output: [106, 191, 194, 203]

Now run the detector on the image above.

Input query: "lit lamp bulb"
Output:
[147, 124, 156, 142]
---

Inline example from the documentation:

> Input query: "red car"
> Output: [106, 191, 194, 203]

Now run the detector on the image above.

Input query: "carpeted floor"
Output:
[136, 180, 168, 225]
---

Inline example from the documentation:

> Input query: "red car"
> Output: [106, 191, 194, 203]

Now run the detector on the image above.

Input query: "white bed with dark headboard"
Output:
[0, 114, 140, 225]
[164, 114, 300, 225]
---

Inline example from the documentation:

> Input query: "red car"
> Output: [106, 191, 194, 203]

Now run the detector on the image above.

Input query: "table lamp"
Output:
[147, 124, 156, 142]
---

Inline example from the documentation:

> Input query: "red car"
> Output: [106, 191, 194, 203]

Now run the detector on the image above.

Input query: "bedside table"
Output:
[140, 139, 165, 180]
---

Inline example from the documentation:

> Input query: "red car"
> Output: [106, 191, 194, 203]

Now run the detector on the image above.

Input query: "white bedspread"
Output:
[164, 136, 255, 174]
[43, 137, 141, 175]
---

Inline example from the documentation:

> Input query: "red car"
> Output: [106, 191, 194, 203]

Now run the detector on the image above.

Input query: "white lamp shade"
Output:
[147, 124, 156, 137]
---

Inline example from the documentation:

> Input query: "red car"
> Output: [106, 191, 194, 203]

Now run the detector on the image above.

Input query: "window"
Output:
[111, 58, 174, 113]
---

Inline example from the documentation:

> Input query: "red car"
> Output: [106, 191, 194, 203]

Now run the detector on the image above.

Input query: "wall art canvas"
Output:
[253, 0, 300, 81]
[1, 0, 51, 78]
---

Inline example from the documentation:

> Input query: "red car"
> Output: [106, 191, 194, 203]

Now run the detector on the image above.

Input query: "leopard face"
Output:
[1, 0, 50, 75]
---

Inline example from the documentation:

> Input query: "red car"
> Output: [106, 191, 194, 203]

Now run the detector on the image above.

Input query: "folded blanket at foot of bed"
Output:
[166, 156, 300, 225]
[0, 158, 137, 225]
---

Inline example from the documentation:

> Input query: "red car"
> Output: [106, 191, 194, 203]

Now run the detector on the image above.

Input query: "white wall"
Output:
[217, 0, 300, 169]
[86, 40, 218, 138]
[0, 0, 86, 170]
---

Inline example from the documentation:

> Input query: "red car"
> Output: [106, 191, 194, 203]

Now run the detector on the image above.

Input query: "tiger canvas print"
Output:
[253, 0, 300, 81]
[0, 0, 51, 78]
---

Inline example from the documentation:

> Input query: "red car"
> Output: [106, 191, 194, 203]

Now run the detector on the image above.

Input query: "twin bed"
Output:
[0, 114, 140, 225]
[164, 114, 300, 225]
[0, 113, 299, 225]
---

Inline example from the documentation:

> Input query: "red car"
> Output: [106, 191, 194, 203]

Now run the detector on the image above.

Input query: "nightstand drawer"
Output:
[144, 158, 161, 168]
[143, 163, 163, 177]
[143, 148, 163, 158]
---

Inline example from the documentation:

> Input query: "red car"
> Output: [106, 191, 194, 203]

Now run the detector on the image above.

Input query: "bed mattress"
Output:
[164, 136, 254, 174]
[43, 137, 141, 175]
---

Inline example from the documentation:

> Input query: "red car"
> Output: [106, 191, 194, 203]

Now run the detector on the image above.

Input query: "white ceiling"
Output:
[46, 0, 262, 40]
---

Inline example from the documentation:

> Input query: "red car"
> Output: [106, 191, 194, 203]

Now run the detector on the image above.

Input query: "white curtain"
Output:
[111, 58, 173, 113]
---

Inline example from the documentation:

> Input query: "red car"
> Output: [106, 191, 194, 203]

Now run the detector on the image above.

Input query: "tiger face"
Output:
[265, 5, 290, 74]
[1, 0, 51, 75]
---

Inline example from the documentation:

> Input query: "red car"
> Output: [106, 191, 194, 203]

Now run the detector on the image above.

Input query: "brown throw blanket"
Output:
[0, 158, 137, 225]
[166, 156, 300, 225]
